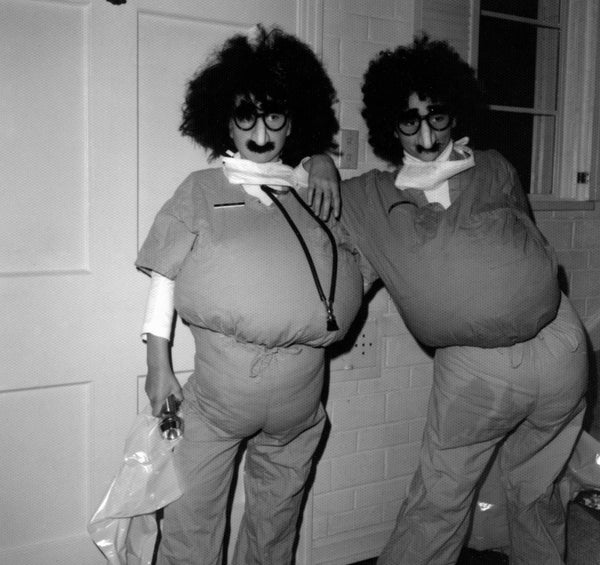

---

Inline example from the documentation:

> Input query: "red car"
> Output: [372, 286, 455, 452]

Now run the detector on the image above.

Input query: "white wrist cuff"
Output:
[141, 272, 175, 342]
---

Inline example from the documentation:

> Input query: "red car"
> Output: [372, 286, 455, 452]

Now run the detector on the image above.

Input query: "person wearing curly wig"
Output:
[310, 35, 587, 564]
[135, 25, 364, 565]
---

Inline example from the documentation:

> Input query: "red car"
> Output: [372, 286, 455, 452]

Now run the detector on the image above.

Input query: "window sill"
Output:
[529, 197, 596, 211]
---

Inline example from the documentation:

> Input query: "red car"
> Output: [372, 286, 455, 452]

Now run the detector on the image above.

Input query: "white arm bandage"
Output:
[141, 271, 175, 341]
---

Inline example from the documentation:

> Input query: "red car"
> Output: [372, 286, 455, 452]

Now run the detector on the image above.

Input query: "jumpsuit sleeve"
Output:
[136, 174, 199, 279]
[334, 171, 383, 291]
[328, 217, 378, 293]
[492, 150, 534, 218]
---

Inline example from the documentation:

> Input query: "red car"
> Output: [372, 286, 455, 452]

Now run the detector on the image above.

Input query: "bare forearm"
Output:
[145, 333, 182, 416]
[147, 333, 171, 371]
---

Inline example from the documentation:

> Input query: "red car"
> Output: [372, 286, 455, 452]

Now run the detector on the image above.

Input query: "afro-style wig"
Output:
[179, 24, 339, 167]
[361, 34, 487, 166]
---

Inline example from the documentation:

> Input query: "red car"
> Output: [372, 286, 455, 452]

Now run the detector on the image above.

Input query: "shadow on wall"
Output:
[558, 265, 569, 296]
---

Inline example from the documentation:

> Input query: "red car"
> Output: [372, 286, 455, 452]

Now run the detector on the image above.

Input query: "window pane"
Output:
[481, 0, 560, 24]
[479, 111, 534, 192]
[481, 0, 539, 19]
[477, 111, 556, 195]
[478, 16, 559, 109]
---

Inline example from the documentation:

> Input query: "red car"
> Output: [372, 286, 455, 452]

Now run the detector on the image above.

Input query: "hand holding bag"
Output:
[88, 406, 182, 565]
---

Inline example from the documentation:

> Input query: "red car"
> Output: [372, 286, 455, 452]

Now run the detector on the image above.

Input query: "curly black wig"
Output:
[361, 34, 487, 166]
[180, 24, 339, 167]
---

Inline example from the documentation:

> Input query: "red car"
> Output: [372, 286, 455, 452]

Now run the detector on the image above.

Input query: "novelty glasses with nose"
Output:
[397, 105, 452, 136]
[232, 100, 289, 132]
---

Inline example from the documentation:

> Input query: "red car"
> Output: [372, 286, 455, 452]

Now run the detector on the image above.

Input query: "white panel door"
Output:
[0, 1, 321, 563]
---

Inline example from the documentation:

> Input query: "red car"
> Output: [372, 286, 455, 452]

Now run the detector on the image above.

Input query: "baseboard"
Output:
[0, 533, 104, 565]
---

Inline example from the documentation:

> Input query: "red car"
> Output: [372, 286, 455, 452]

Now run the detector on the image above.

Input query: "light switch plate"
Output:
[339, 129, 359, 169]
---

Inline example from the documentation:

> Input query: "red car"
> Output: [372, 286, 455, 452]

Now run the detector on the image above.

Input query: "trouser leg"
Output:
[377, 426, 499, 564]
[231, 342, 326, 565]
[500, 407, 584, 565]
[378, 348, 511, 565]
[232, 404, 326, 565]
[378, 297, 588, 565]
[156, 403, 241, 565]
[499, 304, 587, 565]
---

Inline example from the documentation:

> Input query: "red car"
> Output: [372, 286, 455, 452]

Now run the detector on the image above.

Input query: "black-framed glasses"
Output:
[397, 106, 452, 136]
[232, 104, 289, 132]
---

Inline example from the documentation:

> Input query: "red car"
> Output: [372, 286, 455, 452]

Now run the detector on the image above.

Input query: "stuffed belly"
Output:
[174, 215, 362, 349]
[382, 203, 561, 348]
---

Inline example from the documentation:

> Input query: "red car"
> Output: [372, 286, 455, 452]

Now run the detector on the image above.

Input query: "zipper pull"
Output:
[326, 303, 339, 331]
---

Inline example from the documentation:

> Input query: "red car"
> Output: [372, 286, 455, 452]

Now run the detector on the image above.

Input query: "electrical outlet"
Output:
[333, 320, 377, 370]
[339, 129, 359, 169]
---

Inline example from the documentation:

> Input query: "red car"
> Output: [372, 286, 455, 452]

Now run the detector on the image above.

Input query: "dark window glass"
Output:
[478, 17, 538, 107]
[479, 111, 533, 192]
[478, 1, 562, 195]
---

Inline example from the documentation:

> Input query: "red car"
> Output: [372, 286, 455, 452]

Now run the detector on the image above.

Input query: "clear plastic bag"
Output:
[88, 407, 182, 564]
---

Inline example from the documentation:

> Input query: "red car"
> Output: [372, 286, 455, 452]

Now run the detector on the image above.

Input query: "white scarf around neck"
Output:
[394, 137, 475, 193]
[222, 153, 308, 206]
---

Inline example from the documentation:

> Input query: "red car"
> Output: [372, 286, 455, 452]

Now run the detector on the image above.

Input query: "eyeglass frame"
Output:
[232, 104, 289, 132]
[396, 105, 453, 136]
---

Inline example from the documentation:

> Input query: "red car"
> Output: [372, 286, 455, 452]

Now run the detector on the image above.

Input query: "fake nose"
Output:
[418, 119, 434, 149]
[253, 118, 268, 145]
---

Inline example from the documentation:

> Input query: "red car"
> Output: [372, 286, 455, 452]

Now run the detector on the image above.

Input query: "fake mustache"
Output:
[247, 140, 276, 153]
[417, 142, 441, 154]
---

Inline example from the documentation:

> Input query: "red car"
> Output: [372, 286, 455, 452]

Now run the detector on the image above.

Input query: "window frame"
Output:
[471, 0, 599, 205]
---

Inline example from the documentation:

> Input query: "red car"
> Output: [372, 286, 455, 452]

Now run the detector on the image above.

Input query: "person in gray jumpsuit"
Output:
[136, 25, 363, 565]
[311, 35, 588, 565]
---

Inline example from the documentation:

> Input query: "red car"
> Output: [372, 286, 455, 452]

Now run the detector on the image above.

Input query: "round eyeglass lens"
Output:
[234, 111, 287, 132]
[398, 111, 451, 135]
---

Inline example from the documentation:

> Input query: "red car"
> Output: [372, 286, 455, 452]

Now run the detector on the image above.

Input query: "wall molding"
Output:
[296, 0, 324, 56]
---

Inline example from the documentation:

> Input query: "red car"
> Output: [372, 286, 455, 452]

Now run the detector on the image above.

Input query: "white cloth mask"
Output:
[394, 137, 475, 192]
[222, 153, 308, 206]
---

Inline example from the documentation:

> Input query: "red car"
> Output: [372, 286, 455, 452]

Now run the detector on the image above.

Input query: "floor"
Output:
[348, 498, 600, 564]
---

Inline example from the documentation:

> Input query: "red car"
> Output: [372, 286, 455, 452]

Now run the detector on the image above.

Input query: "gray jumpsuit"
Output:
[137, 168, 364, 565]
[340, 150, 587, 565]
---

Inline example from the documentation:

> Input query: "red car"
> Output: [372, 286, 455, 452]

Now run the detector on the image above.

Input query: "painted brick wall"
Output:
[535, 206, 600, 334]
[313, 2, 426, 563]
[312, 1, 600, 564]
